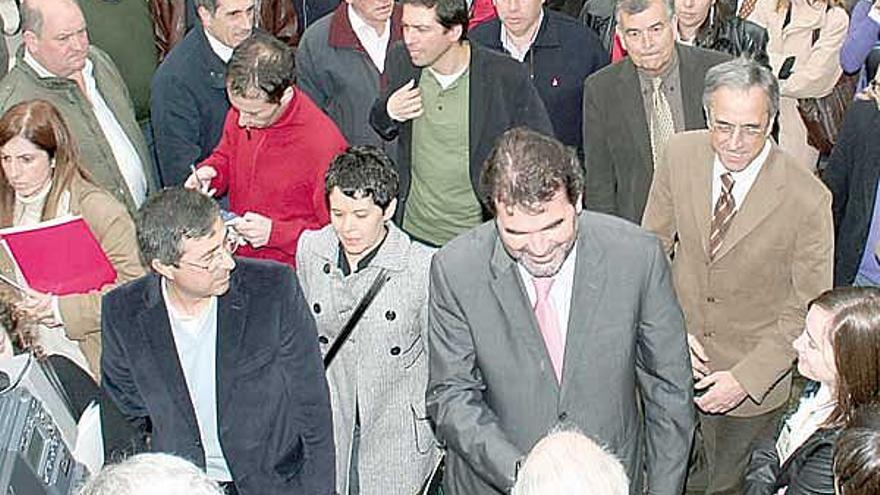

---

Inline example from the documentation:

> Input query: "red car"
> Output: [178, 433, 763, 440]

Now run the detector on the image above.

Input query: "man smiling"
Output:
[427, 127, 694, 494]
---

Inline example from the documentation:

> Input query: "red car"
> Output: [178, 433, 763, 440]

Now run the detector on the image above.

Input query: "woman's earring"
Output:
[50, 158, 56, 169]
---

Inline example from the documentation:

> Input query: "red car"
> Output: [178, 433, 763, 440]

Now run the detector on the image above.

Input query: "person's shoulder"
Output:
[773, 146, 831, 202]
[300, 11, 333, 45]
[546, 9, 593, 38]
[74, 177, 129, 222]
[104, 273, 153, 312]
[667, 129, 712, 155]
[583, 57, 628, 89]
[154, 29, 204, 76]
[468, 17, 502, 44]
[680, 43, 731, 68]
[579, 211, 665, 262]
[298, 225, 337, 258]
[233, 258, 297, 292]
[433, 221, 497, 270]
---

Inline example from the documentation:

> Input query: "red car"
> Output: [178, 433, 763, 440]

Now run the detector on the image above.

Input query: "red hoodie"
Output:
[199, 87, 348, 267]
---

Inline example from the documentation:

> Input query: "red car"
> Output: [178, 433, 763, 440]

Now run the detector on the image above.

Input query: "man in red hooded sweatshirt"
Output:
[185, 31, 348, 268]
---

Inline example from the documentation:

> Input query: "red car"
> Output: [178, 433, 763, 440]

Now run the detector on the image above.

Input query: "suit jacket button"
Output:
[313, 303, 321, 313]
[323, 263, 331, 274]
[706, 297, 716, 303]
[390, 346, 401, 356]
[385, 310, 396, 321]
[558, 412, 568, 421]
[318, 335, 329, 345]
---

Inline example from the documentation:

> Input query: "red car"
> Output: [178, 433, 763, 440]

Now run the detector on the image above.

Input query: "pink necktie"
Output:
[533, 278, 564, 382]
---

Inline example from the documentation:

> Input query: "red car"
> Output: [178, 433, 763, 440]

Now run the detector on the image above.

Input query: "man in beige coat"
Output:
[642, 58, 833, 494]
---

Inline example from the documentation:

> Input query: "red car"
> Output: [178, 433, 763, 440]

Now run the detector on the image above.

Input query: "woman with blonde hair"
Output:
[750, 0, 849, 170]
[0, 99, 143, 377]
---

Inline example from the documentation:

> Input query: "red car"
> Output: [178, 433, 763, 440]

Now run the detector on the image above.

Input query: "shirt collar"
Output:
[499, 10, 544, 62]
[205, 30, 234, 63]
[348, 4, 390, 40]
[713, 138, 771, 181]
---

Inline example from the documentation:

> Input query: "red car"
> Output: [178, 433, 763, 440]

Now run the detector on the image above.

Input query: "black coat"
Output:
[744, 425, 837, 495]
[101, 259, 335, 494]
[821, 99, 880, 286]
[469, 9, 609, 151]
[151, 25, 230, 187]
[370, 41, 553, 223]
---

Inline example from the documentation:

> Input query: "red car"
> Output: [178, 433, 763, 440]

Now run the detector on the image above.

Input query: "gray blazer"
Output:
[426, 212, 695, 494]
[582, 43, 729, 223]
[296, 223, 440, 494]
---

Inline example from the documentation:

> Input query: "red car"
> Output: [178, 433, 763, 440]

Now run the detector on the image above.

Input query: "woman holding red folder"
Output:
[0, 99, 144, 378]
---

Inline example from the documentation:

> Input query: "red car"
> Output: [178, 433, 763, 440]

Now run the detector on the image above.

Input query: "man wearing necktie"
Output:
[642, 57, 833, 494]
[426, 127, 694, 495]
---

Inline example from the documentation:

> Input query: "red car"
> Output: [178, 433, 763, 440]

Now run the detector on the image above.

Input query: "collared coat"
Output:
[297, 3, 403, 149]
[427, 212, 694, 495]
[370, 42, 553, 223]
[0, 175, 144, 377]
[469, 8, 609, 151]
[151, 24, 230, 187]
[295, 222, 439, 495]
[101, 258, 336, 494]
[0, 46, 156, 213]
[642, 130, 833, 417]
[582, 43, 729, 224]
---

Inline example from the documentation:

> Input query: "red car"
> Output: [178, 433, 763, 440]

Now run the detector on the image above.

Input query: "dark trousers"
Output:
[686, 407, 784, 495]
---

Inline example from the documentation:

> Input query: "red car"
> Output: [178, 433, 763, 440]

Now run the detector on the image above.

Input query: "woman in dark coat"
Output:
[744, 287, 880, 494]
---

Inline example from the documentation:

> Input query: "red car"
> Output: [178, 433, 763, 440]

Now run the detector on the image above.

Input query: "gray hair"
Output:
[20, 0, 43, 34]
[78, 453, 224, 495]
[512, 428, 630, 495]
[135, 187, 220, 269]
[615, 0, 675, 26]
[194, 0, 219, 14]
[702, 57, 780, 122]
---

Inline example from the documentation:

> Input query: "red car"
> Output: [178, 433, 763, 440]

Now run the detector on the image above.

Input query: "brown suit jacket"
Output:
[0, 176, 144, 376]
[642, 130, 832, 417]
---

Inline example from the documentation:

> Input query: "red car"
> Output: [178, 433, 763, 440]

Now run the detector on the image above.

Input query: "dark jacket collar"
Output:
[192, 24, 228, 80]
[328, 3, 403, 51]
[477, 8, 560, 52]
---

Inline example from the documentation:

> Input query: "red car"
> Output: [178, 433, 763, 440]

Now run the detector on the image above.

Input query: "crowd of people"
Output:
[0, 0, 878, 493]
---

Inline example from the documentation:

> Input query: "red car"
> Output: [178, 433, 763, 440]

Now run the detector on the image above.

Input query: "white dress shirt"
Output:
[24, 50, 148, 206]
[348, 5, 391, 73]
[517, 244, 577, 349]
[711, 139, 771, 211]
[162, 281, 233, 482]
[205, 30, 234, 63]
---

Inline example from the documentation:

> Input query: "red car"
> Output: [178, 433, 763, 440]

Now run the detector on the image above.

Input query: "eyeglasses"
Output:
[708, 119, 767, 141]
[177, 228, 241, 272]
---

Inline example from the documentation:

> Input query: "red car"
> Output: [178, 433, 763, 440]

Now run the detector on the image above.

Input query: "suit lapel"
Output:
[688, 138, 715, 257]
[137, 276, 199, 433]
[560, 219, 606, 392]
[488, 235, 560, 391]
[617, 62, 653, 176]
[216, 272, 249, 421]
[712, 146, 786, 261]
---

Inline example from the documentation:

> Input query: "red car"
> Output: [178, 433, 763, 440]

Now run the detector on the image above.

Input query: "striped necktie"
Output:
[709, 172, 736, 260]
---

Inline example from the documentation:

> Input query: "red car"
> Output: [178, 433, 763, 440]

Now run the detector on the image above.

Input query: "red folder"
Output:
[0, 216, 117, 295]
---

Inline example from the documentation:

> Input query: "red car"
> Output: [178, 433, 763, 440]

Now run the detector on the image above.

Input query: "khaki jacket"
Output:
[643, 131, 833, 417]
[0, 176, 144, 376]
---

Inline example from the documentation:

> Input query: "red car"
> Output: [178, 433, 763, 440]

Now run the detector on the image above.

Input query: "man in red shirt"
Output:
[186, 31, 348, 267]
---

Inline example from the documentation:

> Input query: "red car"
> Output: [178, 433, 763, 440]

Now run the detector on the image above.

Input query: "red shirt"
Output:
[200, 87, 348, 267]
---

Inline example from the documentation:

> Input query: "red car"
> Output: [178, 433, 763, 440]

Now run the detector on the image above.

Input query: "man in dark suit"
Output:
[582, 0, 728, 223]
[151, 0, 254, 187]
[101, 188, 335, 495]
[642, 58, 832, 493]
[427, 127, 694, 494]
[369, 0, 553, 247]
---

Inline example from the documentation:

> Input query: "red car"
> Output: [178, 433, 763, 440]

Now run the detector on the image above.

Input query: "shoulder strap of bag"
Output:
[323, 268, 389, 369]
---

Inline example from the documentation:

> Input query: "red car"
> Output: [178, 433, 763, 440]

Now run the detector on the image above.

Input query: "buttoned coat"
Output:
[151, 25, 230, 187]
[642, 131, 833, 417]
[296, 223, 439, 494]
[427, 212, 695, 495]
[582, 43, 729, 223]
[0, 46, 156, 213]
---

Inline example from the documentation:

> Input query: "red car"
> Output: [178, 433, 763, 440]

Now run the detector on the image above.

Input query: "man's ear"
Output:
[151, 259, 176, 281]
[196, 5, 214, 29]
[22, 29, 37, 54]
[575, 195, 583, 214]
[383, 198, 398, 222]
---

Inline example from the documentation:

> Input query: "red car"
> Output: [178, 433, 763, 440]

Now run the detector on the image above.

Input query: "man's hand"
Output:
[695, 371, 748, 414]
[184, 166, 217, 197]
[688, 333, 711, 379]
[235, 212, 272, 248]
[17, 289, 59, 327]
[386, 79, 423, 122]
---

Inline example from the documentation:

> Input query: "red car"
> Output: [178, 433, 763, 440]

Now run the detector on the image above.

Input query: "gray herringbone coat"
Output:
[296, 223, 439, 494]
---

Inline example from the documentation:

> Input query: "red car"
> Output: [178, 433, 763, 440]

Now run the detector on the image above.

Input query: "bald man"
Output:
[0, 0, 155, 213]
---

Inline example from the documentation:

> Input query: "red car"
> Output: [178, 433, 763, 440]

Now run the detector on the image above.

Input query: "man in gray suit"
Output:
[426, 127, 695, 495]
[582, 0, 729, 223]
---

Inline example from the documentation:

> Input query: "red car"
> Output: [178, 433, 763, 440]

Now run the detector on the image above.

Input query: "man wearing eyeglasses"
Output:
[100, 187, 335, 495]
[642, 57, 833, 494]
